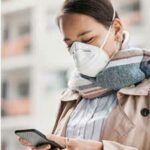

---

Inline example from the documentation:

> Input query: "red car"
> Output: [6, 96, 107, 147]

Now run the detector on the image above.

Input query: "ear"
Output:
[112, 18, 124, 42]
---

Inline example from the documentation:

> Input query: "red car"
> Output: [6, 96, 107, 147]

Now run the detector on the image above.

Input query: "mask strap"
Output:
[100, 0, 116, 49]
[100, 25, 112, 49]
[109, 0, 121, 60]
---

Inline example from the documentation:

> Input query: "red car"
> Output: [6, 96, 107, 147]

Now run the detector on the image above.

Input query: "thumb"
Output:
[65, 137, 72, 149]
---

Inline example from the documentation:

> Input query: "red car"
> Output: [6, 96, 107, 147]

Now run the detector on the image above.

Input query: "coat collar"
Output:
[60, 78, 150, 102]
[118, 78, 150, 96]
[60, 88, 81, 102]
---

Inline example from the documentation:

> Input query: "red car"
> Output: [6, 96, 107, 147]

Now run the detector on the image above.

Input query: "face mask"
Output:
[69, 25, 112, 77]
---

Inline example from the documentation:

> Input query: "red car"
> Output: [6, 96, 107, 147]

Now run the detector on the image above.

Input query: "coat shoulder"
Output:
[59, 88, 81, 102]
[118, 78, 150, 96]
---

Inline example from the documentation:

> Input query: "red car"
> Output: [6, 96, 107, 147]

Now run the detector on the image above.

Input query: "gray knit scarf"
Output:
[68, 33, 150, 99]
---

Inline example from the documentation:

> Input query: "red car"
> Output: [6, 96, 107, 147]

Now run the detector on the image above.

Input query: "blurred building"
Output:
[1, 0, 150, 150]
[1, 0, 71, 150]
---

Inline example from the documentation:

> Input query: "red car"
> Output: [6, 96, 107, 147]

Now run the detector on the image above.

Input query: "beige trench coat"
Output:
[50, 78, 150, 150]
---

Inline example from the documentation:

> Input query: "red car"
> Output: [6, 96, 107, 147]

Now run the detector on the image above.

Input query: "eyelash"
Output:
[66, 37, 94, 50]
[82, 37, 94, 43]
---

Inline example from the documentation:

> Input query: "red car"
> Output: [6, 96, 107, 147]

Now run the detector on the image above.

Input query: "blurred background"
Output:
[1, 0, 150, 150]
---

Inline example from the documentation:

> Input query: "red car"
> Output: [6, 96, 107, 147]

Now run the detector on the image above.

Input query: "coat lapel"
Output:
[102, 79, 149, 140]
[54, 89, 82, 136]
[60, 88, 81, 102]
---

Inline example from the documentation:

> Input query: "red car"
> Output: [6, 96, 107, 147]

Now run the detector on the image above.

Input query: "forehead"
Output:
[59, 13, 105, 37]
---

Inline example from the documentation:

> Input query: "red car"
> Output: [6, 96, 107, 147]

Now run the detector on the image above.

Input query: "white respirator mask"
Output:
[69, 25, 114, 77]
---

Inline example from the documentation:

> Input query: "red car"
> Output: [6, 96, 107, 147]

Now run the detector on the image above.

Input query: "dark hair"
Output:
[58, 0, 119, 28]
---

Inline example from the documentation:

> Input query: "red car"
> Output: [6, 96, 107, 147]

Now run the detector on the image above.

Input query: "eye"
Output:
[82, 37, 94, 44]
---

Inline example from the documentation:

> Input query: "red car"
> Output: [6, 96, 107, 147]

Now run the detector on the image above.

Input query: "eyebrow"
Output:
[64, 30, 92, 42]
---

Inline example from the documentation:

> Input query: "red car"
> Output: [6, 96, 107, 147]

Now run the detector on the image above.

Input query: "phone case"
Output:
[15, 129, 65, 149]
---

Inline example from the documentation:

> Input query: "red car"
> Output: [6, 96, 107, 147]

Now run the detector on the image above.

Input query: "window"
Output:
[118, 0, 141, 14]
[2, 81, 8, 100]
[18, 24, 30, 36]
[24, 43, 31, 53]
[17, 81, 30, 98]
[3, 27, 9, 42]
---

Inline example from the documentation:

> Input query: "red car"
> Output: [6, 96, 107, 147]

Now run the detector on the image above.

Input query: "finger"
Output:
[65, 137, 72, 149]
[19, 138, 32, 146]
[48, 135, 66, 147]
[18, 138, 34, 147]
[35, 144, 51, 150]
[65, 138, 79, 149]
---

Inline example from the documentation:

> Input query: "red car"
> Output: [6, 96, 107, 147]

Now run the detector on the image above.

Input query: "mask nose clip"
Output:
[69, 41, 79, 55]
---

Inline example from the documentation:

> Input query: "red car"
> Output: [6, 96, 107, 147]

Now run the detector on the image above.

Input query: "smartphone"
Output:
[15, 129, 65, 149]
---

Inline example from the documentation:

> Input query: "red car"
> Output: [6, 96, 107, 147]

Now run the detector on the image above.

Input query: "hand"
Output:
[64, 138, 103, 150]
[18, 137, 51, 150]
[48, 134, 103, 150]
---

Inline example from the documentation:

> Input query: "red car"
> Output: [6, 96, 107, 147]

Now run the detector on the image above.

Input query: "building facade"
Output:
[1, 0, 150, 150]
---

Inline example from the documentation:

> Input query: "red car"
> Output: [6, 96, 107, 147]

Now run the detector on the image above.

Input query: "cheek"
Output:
[103, 36, 116, 57]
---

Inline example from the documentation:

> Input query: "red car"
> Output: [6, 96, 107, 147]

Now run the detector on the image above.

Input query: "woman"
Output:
[19, 0, 150, 150]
